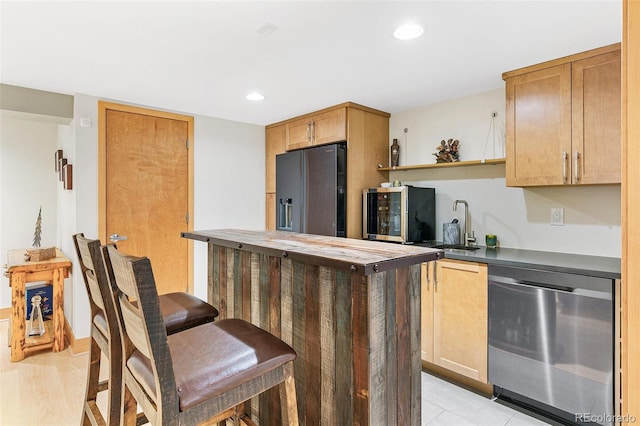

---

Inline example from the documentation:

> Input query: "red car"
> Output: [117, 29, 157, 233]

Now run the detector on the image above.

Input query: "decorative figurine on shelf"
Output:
[433, 139, 461, 163]
[33, 206, 42, 247]
[27, 295, 46, 337]
[25, 206, 56, 262]
[390, 138, 400, 167]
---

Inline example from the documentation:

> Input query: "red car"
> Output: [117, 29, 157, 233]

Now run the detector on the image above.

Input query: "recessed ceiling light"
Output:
[394, 23, 424, 40]
[246, 92, 265, 101]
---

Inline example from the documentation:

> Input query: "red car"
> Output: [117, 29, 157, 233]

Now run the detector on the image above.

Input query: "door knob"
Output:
[109, 233, 128, 242]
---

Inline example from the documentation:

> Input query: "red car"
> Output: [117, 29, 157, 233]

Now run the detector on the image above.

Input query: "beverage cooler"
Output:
[362, 186, 435, 244]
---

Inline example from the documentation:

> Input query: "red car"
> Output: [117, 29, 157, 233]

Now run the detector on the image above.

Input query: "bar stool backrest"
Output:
[103, 244, 179, 423]
[72, 233, 123, 426]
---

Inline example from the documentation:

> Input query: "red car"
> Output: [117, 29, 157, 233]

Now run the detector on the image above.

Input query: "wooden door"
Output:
[505, 64, 572, 186]
[285, 116, 312, 151]
[433, 259, 488, 383]
[572, 50, 621, 184]
[421, 262, 434, 363]
[99, 102, 194, 295]
[312, 107, 346, 146]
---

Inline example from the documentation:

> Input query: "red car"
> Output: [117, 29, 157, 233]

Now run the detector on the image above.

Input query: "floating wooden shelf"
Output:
[379, 158, 505, 171]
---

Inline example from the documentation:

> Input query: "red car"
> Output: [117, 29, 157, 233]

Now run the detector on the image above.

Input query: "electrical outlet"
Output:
[551, 208, 564, 226]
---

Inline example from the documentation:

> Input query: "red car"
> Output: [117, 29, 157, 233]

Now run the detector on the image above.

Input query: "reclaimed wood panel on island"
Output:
[182, 229, 443, 425]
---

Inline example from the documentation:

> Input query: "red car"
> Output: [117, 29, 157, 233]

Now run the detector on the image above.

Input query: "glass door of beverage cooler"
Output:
[364, 187, 406, 242]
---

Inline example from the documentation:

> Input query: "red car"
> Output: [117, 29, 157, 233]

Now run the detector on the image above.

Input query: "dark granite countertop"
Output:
[416, 243, 621, 279]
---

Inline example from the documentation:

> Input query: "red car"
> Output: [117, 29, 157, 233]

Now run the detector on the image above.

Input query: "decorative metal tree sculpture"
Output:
[33, 207, 42, 248]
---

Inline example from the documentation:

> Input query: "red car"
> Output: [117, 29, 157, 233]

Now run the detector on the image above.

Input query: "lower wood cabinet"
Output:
[421, 259, 488, 383]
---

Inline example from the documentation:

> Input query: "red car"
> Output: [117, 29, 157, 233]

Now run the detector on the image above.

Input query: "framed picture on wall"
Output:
[54, 150, 63, 172]
[62, 164, 72, 190]
[58, 158, 67, 181]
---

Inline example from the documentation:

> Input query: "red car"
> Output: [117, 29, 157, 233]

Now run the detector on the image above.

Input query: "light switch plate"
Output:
[551, 208, 564, 226]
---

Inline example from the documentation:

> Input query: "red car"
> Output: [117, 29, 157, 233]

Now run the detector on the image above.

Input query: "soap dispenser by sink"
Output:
[443, 218, 460, 245]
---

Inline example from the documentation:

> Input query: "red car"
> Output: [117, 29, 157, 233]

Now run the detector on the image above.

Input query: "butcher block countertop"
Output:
[182, 229, 444, 275]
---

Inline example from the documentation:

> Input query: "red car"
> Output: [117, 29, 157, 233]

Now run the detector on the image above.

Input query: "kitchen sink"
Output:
[431, 244, 481, 251]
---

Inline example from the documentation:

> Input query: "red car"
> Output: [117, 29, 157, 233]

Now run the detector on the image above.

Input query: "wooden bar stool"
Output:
[72, 234, 219, 426]
[103, 244, 299, 426]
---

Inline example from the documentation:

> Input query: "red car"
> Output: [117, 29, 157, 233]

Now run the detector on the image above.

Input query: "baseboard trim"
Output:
[422, 360, 494, 395]
[64, 317, 90, 355]
[0, 307, 10, 320]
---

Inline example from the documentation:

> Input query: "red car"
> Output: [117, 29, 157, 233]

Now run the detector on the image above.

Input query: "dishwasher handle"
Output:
[489, 274, 612, 300]
[489, 275, 574, 293]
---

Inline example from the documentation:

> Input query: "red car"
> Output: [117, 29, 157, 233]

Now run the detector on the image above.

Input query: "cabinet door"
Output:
[265, 193, 276, 230]
[312, 107, 346, 146]
[266, 125, 286, 230]
[286, 116, 312, 151]
[266, 124, 286, 193]
[421, 262, 435, 363]
[433, 259, 488, 383]
[572, 50, 621, 184]
[505, 64, 572, 186]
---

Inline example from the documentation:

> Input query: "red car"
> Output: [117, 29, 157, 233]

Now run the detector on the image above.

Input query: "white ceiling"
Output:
[0, 1, 622, 126]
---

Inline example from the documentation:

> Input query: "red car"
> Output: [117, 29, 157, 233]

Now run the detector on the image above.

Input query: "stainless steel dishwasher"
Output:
[488, 264, 615, 425]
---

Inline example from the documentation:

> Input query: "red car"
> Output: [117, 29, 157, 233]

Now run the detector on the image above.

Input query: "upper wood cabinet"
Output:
[422, 259, 488, 383]
[285, 107, 347, 151]
[265, 102, 389, 238]
[503, 44, 621, 186]
[572, 50, 621, 184]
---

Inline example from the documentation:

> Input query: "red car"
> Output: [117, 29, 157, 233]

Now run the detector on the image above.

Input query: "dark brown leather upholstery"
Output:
[127, 319, 296, 411]
[160, 292, 219, 334]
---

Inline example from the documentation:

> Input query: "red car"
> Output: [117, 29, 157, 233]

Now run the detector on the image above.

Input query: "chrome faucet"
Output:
[453, 200, 476, 246]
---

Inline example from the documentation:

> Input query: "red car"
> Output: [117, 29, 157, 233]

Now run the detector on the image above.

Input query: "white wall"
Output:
[389, 88, 621, 257]
[0, 113, 60, 310]
[56, 122, 77, 328]
[192, 116, 265, 301]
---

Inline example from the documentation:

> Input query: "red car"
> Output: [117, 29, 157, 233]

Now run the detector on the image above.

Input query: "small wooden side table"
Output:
[4, 248, 71, 362]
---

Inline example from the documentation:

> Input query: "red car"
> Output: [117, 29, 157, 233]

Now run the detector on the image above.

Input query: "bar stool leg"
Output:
[279, 363, 299, 426]
[82, 337, 102, 425]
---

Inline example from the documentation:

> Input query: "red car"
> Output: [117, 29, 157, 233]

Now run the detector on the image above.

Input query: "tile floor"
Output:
[421, 372, 557, 426]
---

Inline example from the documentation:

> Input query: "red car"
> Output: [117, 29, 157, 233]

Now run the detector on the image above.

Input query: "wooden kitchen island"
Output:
[182, 229, 443, 425]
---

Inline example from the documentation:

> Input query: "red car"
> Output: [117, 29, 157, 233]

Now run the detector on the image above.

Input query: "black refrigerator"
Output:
[276, 143, 346, 237]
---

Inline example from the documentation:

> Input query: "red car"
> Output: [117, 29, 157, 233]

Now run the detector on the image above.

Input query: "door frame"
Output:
[97, 101, 195, 293]
[622, 0, 640, 419]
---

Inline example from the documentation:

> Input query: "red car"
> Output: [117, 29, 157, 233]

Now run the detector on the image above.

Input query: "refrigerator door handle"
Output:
[278, 198, 293, 230]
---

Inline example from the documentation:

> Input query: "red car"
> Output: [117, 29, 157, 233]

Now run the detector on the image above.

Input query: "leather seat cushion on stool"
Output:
[159, 292, 219, 334]
[126, 319, 296, 411]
